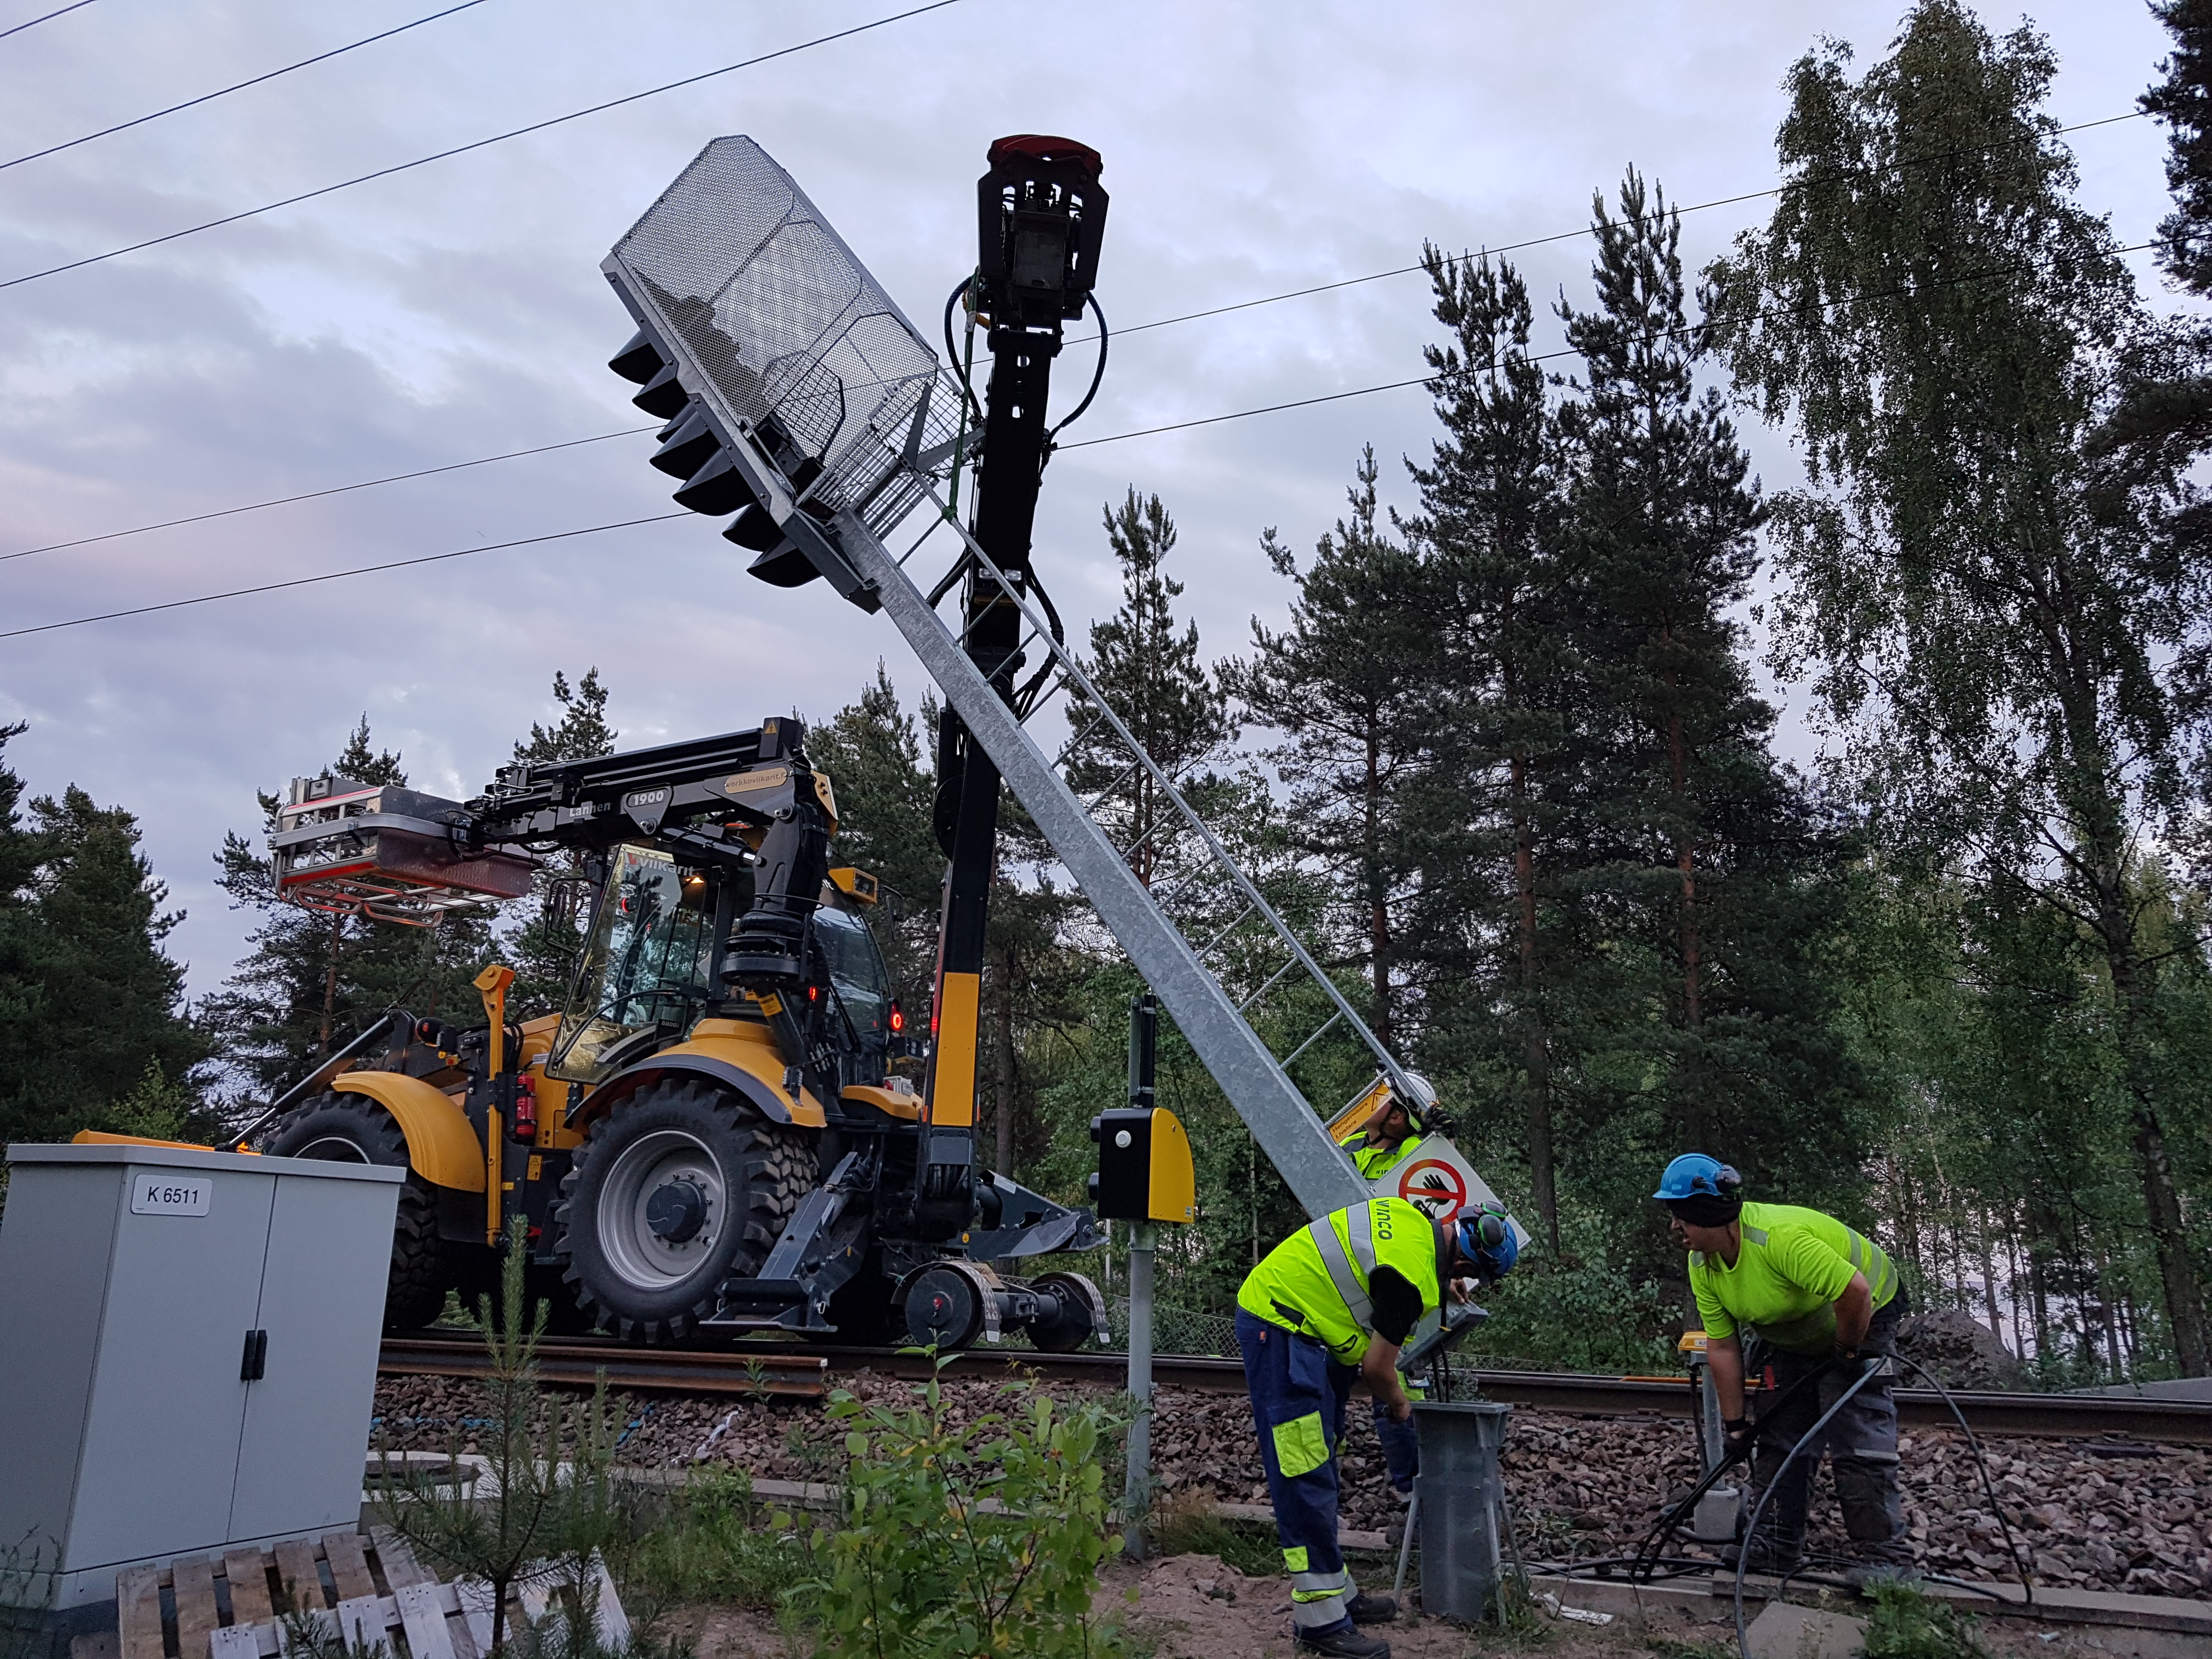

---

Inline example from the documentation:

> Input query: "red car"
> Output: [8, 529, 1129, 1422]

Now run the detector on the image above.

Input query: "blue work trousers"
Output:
[1237, 1308, 1359, 1634]
[1372, 1396, 1419, 1495]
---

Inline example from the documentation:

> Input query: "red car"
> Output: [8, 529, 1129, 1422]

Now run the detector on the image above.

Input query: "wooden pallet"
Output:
[80, 1528, 624, 1659]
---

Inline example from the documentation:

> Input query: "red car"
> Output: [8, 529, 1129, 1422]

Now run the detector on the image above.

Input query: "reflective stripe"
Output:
[1743, 1224, 1769, 1245]
[1848, 1235, 1865, 1269]
[1290, 1568, 1352, 1627]
[1291, 1594, 1351, 1628]
[1347, 1203, 1378, 1273]
[1308, 1217, 1374, 1331]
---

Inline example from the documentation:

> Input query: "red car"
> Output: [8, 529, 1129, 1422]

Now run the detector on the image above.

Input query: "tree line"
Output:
[9, 0, 2211, 1378]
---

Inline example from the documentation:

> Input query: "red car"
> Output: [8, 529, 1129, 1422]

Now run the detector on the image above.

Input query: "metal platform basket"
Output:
[271, 777, 537, 926]
[603, 135, 963, 538]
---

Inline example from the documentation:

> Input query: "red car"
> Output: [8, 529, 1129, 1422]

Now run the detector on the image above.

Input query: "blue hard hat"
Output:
[1454, 1203, 1519, 1282]
[1653, 1153, 1742, 1202]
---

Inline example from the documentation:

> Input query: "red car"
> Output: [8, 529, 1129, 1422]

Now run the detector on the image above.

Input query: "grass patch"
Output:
[1647, 1639, 1733, 1659]
[1860, 1581, 1987, 1659]
[613, 1470, 802, 1612]
[1144, 1493, 1282, 1579]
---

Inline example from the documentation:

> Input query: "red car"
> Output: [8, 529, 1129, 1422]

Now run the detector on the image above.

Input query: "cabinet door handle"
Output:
[240, 1328, 268, 1381]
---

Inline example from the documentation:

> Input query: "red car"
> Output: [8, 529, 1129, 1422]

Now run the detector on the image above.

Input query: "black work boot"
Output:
[1719, 1536, 1802, 1575]
[1346, 1592, 1399, 1624]
[1295, 1624, 1392, 1659]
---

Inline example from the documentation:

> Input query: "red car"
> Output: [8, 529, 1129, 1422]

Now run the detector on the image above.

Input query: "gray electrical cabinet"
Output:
[0, 1142, 403, 1606]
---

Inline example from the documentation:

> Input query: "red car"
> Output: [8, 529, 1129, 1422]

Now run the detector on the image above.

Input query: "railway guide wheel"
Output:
[904, 1261, 988, 1348]
[267, 1092, 451, 1331]
[555, 1077, 814, 1344]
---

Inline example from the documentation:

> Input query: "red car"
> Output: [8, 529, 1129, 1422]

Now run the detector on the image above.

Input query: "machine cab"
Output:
[546, 844, 896, 1090]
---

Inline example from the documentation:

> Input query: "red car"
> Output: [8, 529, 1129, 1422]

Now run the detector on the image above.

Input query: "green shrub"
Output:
[1459, 1259, 1679, 1373]
[785, 1359, 1129, 1658]
[1859, 1581, 1987, 1659]
[616, 1470, 798, 1612]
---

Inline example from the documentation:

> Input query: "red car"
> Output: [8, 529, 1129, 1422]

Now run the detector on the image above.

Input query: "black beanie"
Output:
[1666, 1192, 1742, 1228]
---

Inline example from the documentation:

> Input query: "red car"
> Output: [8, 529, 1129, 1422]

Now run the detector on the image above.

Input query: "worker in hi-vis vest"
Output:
[1235, 1196, 1518, 1658]
[1344, 1080, 1432, 1181]
[1655, 1154, 1915, 1589]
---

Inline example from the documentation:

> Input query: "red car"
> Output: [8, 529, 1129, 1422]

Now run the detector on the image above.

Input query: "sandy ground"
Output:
[655, 1549, 2212, 1659]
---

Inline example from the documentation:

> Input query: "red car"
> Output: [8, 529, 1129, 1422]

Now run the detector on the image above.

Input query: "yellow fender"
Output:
[331, 1071, 486, 1191]
[571, 1017, 827, 1130]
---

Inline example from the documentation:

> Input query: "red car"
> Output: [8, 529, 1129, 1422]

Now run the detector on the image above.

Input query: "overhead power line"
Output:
[0, 512, 687, 640]
[0, 0, 95, 44]
[2, 426, 653, 562]
[1081, 110, 2149, 347]
[7, 230, 2180, 644]
[1064, 230, 2181, 451]
[0, 104, 2158, 562]
[0, 0, 960, 291]
[0, 1, 490, 174]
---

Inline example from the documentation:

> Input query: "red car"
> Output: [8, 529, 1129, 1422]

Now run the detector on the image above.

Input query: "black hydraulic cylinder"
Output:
[919, 137, 1108, 1227]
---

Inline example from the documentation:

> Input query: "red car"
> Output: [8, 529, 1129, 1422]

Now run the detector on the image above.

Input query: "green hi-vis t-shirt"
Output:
[1690, 1201, 1899, 1356]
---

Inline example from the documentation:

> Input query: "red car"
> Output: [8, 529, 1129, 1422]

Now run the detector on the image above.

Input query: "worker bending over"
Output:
[1655, 1154, 1914, 1588]
[1236, 1195, 1515, 1658]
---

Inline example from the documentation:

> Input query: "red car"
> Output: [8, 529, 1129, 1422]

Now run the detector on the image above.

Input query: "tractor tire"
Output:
[554, 1078, 815, 1344]
[268, 1092, 452, 1331]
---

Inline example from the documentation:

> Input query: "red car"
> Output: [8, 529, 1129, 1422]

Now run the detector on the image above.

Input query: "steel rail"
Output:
[380, 1335, 2212, 1442]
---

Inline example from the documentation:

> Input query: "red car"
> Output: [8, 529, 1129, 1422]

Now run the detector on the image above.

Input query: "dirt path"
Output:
[661, 1549, 2204, 1659]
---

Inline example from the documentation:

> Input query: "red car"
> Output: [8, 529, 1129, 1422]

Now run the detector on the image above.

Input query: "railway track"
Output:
[380, 1333, 2212, 1443]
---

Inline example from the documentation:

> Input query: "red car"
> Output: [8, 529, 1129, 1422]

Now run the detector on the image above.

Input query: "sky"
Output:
[0, 0, 2185, 1006]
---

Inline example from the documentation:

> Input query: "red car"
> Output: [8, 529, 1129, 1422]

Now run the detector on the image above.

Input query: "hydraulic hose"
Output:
[1733, 1361, 1887, 1659]
[1629, 1361, 1834, 1584]
[1045, 293, 1109, 447]
[1889, 1352, 2034, 1609]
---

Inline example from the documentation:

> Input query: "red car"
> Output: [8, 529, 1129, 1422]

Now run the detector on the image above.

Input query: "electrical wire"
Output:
[1, 426, 655, 563]
[9, 225, 2183, 640]
[1060, 229, 2190, 454]
[0, 0, 94, 44]
[1055, 111, 2151, 351]
[0, 511, 685, 640]
[0, 0, 963, 291]
[3, 108, 2163, 565]
[0, 1, 490, 174]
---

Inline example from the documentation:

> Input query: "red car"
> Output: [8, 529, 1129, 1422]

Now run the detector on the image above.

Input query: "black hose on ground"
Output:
[1734, 1362, 1886, 1659]
[1888, 1352, 2035, 1609]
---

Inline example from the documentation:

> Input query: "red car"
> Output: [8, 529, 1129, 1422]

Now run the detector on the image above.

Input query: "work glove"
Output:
[1721, 1416, 1756, 1463]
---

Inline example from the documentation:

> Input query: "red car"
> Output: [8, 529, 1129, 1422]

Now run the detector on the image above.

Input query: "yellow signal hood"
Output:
[828, 866, 881, 905]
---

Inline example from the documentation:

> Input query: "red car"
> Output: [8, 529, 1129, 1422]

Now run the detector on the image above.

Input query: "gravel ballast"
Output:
[371, 1369, 2212, 1599]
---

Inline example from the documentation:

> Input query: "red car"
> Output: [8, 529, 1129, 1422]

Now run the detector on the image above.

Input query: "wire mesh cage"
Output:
[606, 136, 960, 537]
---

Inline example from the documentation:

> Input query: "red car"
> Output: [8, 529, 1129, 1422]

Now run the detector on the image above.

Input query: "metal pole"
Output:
[1125, 1218, 1158, 1559]
[1123, 990, 1160, 1559]
[1695, 1354, 1724, 1475]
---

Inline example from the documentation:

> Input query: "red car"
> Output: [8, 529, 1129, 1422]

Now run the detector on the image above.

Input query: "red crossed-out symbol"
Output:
[1397, 1159, 1468, 1221]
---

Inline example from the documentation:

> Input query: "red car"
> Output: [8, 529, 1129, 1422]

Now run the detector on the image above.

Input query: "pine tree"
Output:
[1548, 170, 1867, 1240]
[1402, 247, 1576, 1248]
[501, 670, 619, 1018]
[203, 716, 490, 1104]
[1062, 489, 1236, 887]
[0, 726, 209, 1143]
[1231, 448, 1438, 1052]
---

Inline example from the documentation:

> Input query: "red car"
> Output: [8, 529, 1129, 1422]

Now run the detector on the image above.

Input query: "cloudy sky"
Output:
[0, 0, 2183, 1002]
